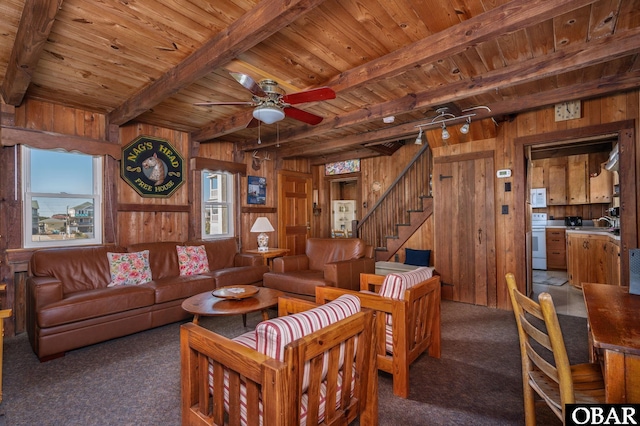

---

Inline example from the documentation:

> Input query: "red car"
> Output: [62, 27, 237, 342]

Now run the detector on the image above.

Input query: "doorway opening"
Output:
[515, 120, 635, 300]
[329, 178, 360, 238]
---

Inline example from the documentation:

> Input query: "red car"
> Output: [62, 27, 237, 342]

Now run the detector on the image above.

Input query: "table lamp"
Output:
[250, 217, 275, 252]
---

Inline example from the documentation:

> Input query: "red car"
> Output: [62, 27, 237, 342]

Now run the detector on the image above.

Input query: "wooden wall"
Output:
[431, 92, 638, 309]
[1, 91, 639, 337]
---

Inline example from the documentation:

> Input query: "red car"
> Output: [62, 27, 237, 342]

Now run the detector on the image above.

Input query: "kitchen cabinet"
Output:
[531, 165, 545, 188]
[605, 239, 620, 285]
[547, 164, 567, 205]
[567, 154, 589, 205]
[546, 228, 566, 270]
[540, 155, 612, 205]
[589, 163, 613, 203]
[567, 232, 620, 288]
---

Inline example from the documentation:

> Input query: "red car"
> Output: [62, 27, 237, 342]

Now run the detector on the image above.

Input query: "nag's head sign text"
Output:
[121, 136, 184, 198]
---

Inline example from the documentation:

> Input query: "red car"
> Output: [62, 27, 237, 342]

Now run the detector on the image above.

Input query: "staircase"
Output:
[356, 144, 434, 261]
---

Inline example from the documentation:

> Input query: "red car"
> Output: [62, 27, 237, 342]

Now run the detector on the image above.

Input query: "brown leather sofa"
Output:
[262, 238, 375, 300]
[26, 238, 268, 361]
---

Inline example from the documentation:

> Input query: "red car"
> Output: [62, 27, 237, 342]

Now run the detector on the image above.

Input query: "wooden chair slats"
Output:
[180, 296, 378, 426]
[505, 272, 606, 426]
[316, 272, 441, 398]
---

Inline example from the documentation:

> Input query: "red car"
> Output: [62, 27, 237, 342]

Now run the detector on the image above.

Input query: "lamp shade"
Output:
[253, 105, 285, 124]
[250, 217, 274, 233]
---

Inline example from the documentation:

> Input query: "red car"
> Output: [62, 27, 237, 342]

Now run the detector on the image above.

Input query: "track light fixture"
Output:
[415, 105, 490, 141]
[460, 117, 471, 134]
[441, 123, 450, 140]
[415, 128, 423, 145]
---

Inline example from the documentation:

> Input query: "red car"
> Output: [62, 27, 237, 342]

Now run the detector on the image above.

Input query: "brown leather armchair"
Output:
[262, 237, 375, 300]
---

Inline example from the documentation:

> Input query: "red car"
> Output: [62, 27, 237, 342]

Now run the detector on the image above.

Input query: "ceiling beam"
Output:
[326, 0, 599, 93]
[288, 69, 640, 160]
[241, 27, 640, 153]
[197, 0, 598, 142]
[308, 148, 383, 166]
[107, 0, 327, 126]
[0, 0, 64, 106]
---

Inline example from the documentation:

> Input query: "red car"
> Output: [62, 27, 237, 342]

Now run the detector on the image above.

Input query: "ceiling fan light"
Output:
[253, 105, 285, 124]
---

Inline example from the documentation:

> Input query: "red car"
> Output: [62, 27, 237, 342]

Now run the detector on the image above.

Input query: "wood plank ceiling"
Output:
[1, 0, 639, 163]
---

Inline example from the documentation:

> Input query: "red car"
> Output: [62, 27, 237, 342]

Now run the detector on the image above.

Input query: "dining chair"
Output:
[505, 273, 605, 425]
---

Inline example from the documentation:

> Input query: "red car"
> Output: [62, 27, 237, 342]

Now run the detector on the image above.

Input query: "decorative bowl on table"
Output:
[212, 285, 259, 300]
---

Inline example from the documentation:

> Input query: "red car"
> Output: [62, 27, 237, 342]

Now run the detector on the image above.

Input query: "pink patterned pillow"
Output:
[176, 245, 210, 276]
[107, 250, 152, 287]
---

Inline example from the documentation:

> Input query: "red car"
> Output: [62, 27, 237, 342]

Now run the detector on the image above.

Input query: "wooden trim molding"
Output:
[241, 207, 277, 214]
[191, 157, 247, 175]
[1, 126, 121, 159]
[117, 203, 190, 212]
[514, 120, 636, 287]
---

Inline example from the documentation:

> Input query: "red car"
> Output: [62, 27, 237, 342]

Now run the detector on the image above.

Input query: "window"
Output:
[22, 146, 103, 248]
[202, 170, 234, 238]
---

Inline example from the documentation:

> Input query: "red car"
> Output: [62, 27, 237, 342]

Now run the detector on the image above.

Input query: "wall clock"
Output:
[372, 181, 382, 192]
[554, 101, 581, 121]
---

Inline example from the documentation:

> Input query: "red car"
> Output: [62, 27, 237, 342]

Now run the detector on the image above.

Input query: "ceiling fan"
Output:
[195, 72, 335, 125]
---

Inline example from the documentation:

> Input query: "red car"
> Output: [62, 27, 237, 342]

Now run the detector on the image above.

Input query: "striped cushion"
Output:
[380, 267, 434, 326]
[256, 294, 360, 360]
[385, 323, 394, 354]
[210, 295, 361, 426]
[379, 266, 434, 300]
[233, 330, 257, 349]
[216, 370, 354, 426]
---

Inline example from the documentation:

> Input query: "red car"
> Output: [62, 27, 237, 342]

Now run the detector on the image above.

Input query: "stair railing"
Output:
[356, 143, 433, 250]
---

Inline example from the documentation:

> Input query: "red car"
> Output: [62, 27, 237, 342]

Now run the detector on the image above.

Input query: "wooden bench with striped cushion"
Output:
[180, 295, 378, 426]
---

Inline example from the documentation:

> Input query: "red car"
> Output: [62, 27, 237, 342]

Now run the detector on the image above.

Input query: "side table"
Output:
[245, 248, 290, 269]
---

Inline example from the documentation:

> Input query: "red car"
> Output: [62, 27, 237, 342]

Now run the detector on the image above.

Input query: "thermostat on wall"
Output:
[496, 169, 512, 178]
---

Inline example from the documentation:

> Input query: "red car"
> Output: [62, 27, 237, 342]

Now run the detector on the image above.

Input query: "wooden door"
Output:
[434, 151, 496, 307]
[277, 170, 312, 255]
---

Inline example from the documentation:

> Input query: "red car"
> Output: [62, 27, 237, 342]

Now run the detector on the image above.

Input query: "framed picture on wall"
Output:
[247, 176, 266, 205]
[324, 159, 360, 176]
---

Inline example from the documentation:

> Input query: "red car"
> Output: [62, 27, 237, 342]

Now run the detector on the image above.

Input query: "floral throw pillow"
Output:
[177, 245, 210, 276]
[107, 250, 152, 287]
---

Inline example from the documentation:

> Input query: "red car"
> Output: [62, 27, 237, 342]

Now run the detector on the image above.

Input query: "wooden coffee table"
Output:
[182, 286, 284, 327]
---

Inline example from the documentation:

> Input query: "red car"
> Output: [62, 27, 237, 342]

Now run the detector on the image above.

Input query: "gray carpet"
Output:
[0, 300, 589, 425]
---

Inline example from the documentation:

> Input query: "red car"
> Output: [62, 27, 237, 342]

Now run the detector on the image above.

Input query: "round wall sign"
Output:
[121, 135, 185, 198]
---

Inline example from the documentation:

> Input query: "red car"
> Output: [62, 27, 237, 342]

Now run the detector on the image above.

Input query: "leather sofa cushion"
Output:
[38, 285, 155, 328]
[263, 270, 327, 297]
[30, 245, 126, 294]
[145, 275, 215, 304]
[306, 238, 366, 271]
[208, 265, 268, 288]
[127, 241, 182, 280]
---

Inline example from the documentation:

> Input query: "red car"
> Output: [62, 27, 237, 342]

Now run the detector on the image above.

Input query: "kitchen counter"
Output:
[565, 227, 621, 241]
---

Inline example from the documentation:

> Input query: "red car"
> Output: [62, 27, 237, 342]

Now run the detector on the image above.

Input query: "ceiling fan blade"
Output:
[194, 101, 254, 106]
[284, 106, 324, 125]
[230, 72, 267, 97]
[282, 87, 336, 105]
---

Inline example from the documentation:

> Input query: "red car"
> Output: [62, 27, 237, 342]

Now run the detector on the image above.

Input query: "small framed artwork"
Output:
[247, 176, 266, 205]
[325, 159, 360, 176]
